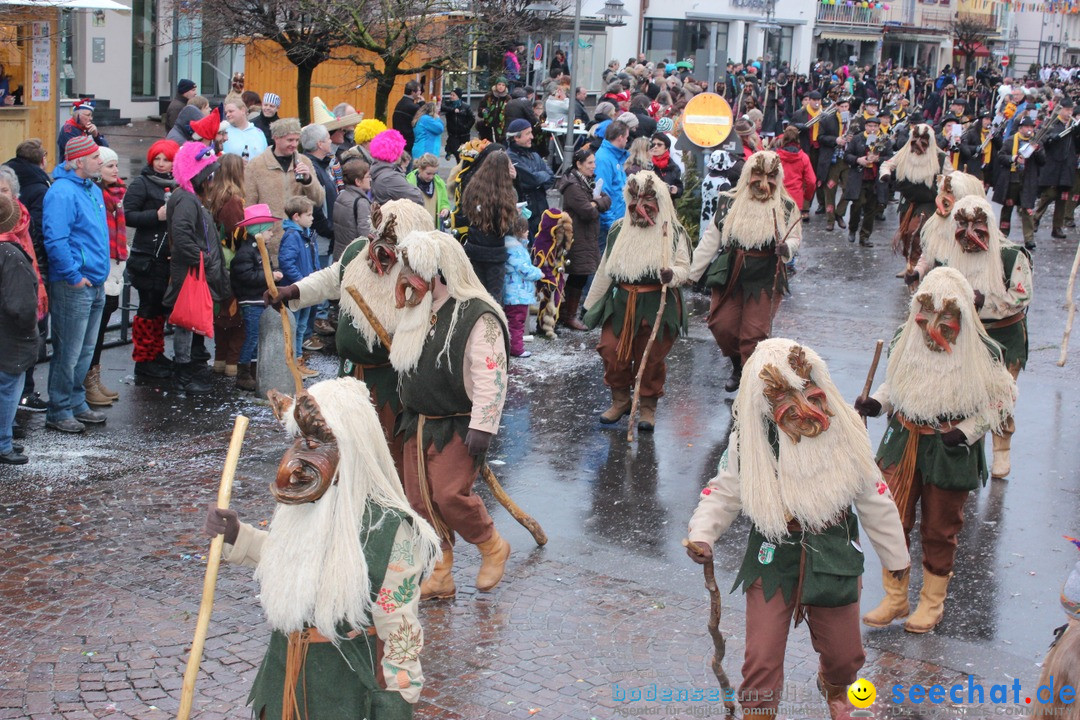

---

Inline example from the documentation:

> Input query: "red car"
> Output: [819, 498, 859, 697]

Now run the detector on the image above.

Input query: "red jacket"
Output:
[775, 146, 816, 209]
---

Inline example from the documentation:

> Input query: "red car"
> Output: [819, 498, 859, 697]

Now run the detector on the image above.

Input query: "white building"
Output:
[1010, 9, 1080, 71]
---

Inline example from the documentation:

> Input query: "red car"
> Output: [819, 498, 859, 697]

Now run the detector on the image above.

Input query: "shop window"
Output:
[131, 0, 156, 98]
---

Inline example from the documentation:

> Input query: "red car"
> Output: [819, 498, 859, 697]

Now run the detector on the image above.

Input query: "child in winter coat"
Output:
[278, 195, 321, 376]
[229, 206, 284, 391]
[503, 216, 543, 358]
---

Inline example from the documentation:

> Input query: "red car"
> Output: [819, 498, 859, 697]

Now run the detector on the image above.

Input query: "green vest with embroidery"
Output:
[581, 220, 689, 339]
[248, 502, 416, 720]
[397, 298, 508, 451]
[702, 194, 797, 299]
[335, 239, 400, 413]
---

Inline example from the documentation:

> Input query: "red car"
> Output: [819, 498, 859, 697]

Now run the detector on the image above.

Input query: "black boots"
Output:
[724, 357, 743, 392]
[174, 362, 212, 394]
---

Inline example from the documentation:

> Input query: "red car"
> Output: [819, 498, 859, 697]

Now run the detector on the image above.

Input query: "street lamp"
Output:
[558, 0, 630, 172]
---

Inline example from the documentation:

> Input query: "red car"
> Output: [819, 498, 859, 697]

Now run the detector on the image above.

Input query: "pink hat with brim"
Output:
[235, 203, 282, 228]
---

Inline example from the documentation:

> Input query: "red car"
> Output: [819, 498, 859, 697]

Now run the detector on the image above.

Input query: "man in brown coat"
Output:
[244, 117, 325, 263]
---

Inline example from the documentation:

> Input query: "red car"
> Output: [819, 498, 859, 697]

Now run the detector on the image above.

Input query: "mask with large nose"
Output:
[267, 391, 340, 504]
[914, 294, 962, 353]
[759, 346, 834, 444]
[747, 152, 781, 202]
[953, 205, 990, 253]
[394, 247, 434, 309]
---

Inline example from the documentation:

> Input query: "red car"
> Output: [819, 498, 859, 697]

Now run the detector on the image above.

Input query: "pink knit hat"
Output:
[369, 129, 407, 163]
[172, 142, 220, 193]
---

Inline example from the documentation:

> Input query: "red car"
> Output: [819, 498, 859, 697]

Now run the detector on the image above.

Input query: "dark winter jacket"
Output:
[650, 158, 683, 199]
[231, 236, 280, 303]
[56, 118, 108, 159]
[631, 111, 657, 140]
[504, 97, 539, 133]
[252, 112, 278, 146]
[305, 152, 339, 239]
[164, 188, 231, 308]
[959, 124, 997, 180]
[166, 105, 201, 145]
[1037, 127, 1080, 189]
[4, 156, 52, 274]
[124, 165, 176, 258]
[507, 142, 555, 230]
[370, 160, 424, 206]
[278, 219, 320, 285]
[164, 95, 188, 134]
[442, 100, 475, 139]
[392, 96, 423, 151]
[992, 133, 1045, 210]
[841, 133, 890, 204]
[556, 171, 611, 276]
[0, 238, 39, 374]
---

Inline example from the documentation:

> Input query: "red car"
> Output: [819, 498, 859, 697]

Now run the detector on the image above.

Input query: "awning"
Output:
[954, 42, 990, 57]
[0, 0, 129, 10]
[818, 31, 880, 43]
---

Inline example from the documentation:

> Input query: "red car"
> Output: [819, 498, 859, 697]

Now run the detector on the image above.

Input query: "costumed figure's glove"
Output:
[264, 283, 299, 310]
[973, 289, 986, 311]
[941, 428, 967, 447]
[464, 429, 493, 457]
[776, 242, 791, 260]
[203, 503, 240, 545]
[659, 267, 674, 285]
[686, 541, 713, 565]
[854, 396, 882, 418]
[904, 270, 921, 286]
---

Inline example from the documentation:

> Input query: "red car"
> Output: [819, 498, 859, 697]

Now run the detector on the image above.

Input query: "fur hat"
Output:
[270, 117, 302, 138]
[354, 118, 387, 145]
[0, 194, 18, 235]
[369, 129, 407, 163]
[172, 142, 219, 193]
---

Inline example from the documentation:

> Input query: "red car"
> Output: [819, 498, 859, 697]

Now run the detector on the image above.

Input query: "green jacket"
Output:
[406, 170, 450, 226]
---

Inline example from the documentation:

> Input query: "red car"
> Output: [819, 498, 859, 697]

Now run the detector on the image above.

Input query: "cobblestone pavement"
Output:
[1, 124, 1077, 719]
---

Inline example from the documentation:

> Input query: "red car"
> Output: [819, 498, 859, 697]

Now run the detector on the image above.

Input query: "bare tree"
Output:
[952, 16, 994, 77]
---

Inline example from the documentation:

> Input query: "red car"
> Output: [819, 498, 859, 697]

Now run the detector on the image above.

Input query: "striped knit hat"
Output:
[64, 135, 99, 161]
[263, 92, 281, 108]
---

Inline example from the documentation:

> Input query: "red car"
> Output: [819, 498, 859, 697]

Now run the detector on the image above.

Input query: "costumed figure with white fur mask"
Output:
[582, 170, 692, 431]
[389, 231, 511, 600]
[686, 339, 909, 720]
[856, 267, 1016, 634]
[268, 200, 435, 480]
[203, 377, 441, 719]
[688, 151, 802, 394]
[912, 193, 1032, 479]
[879, 124, 948, 277]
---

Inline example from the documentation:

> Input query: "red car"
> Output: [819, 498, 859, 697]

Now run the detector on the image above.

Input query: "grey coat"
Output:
[332, 185, 373, 262]
[370, 160, 424, 206]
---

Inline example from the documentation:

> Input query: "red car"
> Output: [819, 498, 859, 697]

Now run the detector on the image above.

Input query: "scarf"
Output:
[415, 175, 435, 198]
[807, 106, 820, 143]
[0, 201, 48, 320]
[144, 172, 176, 191]
[102, 181, 128, 261]
[571, 169, 596, 193]
[981, 129, 992, 165]
[1011, 133, 1032, 173]
[651, 150, 671, 170]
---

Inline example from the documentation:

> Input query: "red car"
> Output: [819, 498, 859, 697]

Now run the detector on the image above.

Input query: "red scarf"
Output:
[102, 181, 128, 261]
[0, 201, 48, 320]
[652, 151, 671, 170]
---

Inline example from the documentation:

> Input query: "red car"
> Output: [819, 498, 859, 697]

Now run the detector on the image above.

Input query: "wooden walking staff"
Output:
[1058, 239, 1080, 366]
[858, 340, 886, 428]
[627, 221, 671, 443]
[345, 283, 548, 546]
[178, 414, 250, 720]
[255, 232, 304, 395]
[681, 539, 737, 715]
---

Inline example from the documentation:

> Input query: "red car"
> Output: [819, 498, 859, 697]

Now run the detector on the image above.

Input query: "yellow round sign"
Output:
[682, 92, 734, 148]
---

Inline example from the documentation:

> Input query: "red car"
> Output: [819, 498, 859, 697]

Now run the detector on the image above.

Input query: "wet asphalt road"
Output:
[1, 122, 1079, 718]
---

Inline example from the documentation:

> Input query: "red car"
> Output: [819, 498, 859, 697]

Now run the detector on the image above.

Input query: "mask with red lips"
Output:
[266, 390, 340, 504]
[953, 205, 990, 253]
[759, 345, 834, 444]
[626, 174, 661, 227]
[394, 246, 433, 309]
[366, 213, 399, 276]
[914, 294, 962, 352]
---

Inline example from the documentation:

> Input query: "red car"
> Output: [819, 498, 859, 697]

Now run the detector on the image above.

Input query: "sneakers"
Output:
[297, 356, 320, 378]
[46, 418, 86, 434]
[511, 350, 533, 358]
[302, 336, 326, 352]
[313, 318, 336, 336]
[19, 392, 47, 412]
[75, 410, 107, 425]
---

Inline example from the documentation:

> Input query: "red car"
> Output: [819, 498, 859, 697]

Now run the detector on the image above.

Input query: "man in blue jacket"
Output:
[594, 120, 630, 253]
[41, 135, 109, 434]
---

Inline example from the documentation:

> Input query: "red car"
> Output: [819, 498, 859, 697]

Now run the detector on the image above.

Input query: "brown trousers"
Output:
[213, 325, 245, 365]
[596, 321, 676, 398]
[402, 433, 494, 549]
[740, 579, 865, 714]
[355, 369, 405, 484]
[707, 287, 778, 364]
[880, 462, 969, 576]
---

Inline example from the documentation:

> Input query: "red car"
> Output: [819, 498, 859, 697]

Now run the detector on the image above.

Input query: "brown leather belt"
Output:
[302, 626, 376, 644]
[896, 413, 960, 435]
[617, 282, 662, 292]
[742, 248, 774, 258]
[982, 311, 1025, 330]
[350, 362, 391, 379]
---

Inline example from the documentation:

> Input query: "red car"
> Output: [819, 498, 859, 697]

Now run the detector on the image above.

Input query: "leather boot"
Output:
[420, 547, 456, 599]
[599, 388, 632, 424]
[235, 363, 256, 392]
[224, 363, 238, 378]
[213, 360, 226, 374]
[637, 396, 658, 431]
[174, 362, 212, 394]
[97, 368, 119, 399]
[84, 366, 114, 407]
[862, 567, 910, 627]
[560, 287, 588, 331]
[991, 431, 1012, 479]
[904, 570, 951, 633]
[724, 357, 743, 392]
[475, 529, 510, 591]
[818, 674, 858, 720]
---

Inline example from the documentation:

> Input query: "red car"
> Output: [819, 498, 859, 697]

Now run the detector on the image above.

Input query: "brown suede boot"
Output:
[862, 567, 910, 627]
[818, 674, 858, 720]
[560, 287, 588, 331]
[93, 365, 119, 399]
[224, 363, 239, 378]
[599, 388, 632, 424]
[637, 396, 658, 431]
[235, 363, 256, 392]
[904, 570, 951, 633]
[420, 547, 456, 599]
[84, 366, 114, 407]
[991, 431, 1011, 479]
[475, 529, 511, 591]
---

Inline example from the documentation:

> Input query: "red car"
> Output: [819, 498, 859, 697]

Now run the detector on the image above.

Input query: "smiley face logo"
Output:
[848, 678, 876, 709]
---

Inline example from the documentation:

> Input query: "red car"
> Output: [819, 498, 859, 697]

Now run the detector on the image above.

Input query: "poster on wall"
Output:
[31, 21, 50, 102]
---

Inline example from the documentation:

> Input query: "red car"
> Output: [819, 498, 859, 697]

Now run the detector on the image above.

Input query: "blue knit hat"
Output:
[507, 118, 532, 136]
[263, 92, 281, 108]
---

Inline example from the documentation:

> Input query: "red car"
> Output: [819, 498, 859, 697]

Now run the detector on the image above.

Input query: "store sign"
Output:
[732, 0, 772, 8]
[31, 22, 50, 102]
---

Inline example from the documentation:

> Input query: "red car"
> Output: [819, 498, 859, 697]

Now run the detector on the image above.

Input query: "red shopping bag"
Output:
[169, 253, 215, 338]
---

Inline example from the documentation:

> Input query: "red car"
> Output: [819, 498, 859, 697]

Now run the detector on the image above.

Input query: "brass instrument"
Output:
[1057, 115, 1080, 140]
[977, 119, 1006, 154]
[1032, 105, 1062, 147]
[804, 104, 838, 129]
[832, 111, 855, 165]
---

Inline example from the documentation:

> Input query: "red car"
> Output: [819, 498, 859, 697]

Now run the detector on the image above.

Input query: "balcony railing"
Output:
[920, 7, 955, 29]
[816, 3, 884, 27]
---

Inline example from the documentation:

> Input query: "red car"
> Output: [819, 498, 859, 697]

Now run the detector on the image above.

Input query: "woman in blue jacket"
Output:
[411, 102, 445, 159]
